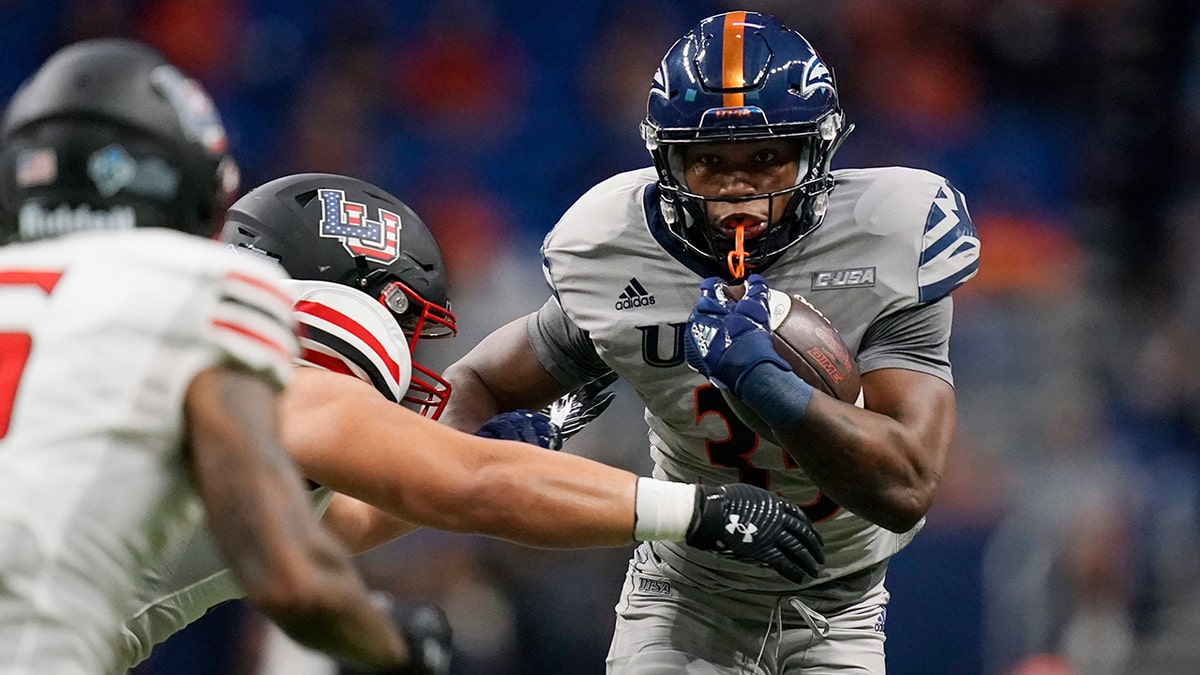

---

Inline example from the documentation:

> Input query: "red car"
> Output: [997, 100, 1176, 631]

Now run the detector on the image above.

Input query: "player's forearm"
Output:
[774, 393, 946, 532]
[262, 569, 410, 671]
[188, 369, 409, 667]
[234, 486, 410, 667]
[398, 438, 640, 547]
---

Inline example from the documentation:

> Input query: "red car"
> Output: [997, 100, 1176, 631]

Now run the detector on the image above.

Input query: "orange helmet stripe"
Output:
[722, 11, 747, 108]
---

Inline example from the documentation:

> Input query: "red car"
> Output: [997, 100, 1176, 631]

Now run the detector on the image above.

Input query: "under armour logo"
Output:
[725, 514, 758, 542]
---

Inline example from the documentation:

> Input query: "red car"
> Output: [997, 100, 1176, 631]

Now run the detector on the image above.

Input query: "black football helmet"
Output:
[642, 11, 852, 278]
[221, 173, 457, 418]
[0, 38, 238, 244]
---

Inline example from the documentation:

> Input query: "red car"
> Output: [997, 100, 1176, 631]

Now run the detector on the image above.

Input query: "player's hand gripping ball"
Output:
[684, 275, 794, 394]
[700, 276, 862, 439]
[722, 280, 860, 402]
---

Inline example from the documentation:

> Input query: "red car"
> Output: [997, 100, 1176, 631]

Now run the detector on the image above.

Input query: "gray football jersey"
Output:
[534, 166, 978, 592]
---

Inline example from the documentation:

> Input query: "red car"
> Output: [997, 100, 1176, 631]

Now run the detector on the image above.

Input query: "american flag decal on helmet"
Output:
[318, 188, 402, 264]
[918, 182, 979, 303]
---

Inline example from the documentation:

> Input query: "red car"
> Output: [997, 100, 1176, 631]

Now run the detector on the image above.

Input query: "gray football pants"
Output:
[606, 543, 889, 674]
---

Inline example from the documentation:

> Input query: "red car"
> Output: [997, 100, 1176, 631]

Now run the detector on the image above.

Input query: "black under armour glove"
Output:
[684, 483, 825, 584]
[340, 594, 452, 675]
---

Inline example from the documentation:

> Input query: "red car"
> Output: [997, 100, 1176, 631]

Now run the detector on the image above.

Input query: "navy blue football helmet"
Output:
[642, 11, 851, 276]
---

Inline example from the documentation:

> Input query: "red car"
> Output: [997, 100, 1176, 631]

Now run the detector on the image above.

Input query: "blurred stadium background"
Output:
[3, 0, 1199, 673]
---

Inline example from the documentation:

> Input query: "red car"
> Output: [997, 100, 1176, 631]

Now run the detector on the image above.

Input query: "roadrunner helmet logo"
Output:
[317, 188, 402, 264]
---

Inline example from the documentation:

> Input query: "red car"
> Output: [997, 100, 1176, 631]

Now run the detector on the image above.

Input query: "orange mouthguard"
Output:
[726, 223, 748, 280]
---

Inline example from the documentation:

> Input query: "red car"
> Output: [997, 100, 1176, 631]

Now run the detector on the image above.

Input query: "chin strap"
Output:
[726, 223, 748, 279]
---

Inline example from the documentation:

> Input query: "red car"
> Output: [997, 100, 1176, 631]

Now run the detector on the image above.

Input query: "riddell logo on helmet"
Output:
[616, 278, 655, 310]
[18, 203, 135, 239]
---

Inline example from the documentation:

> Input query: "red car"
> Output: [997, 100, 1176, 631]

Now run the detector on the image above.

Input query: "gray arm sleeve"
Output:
[857, 295, 955, 386]
[524, 296, 614, 388]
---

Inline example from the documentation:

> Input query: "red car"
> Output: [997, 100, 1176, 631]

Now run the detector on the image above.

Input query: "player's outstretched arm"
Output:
[184, 365, 414, 672]
[280, 366, 822, 581]
[281, 366, 636, 548]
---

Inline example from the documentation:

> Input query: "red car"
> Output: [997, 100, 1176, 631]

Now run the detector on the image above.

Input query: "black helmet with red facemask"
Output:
[220, 173, 457, 418]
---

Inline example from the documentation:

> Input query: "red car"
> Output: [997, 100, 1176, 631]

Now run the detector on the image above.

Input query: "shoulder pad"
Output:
[285, 280, 412, 401]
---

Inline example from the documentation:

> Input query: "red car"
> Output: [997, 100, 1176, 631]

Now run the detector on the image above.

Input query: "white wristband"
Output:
[633, 477, 697, 542]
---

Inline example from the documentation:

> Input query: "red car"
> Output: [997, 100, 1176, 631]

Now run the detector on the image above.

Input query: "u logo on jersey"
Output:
[317, 188, 402, 264]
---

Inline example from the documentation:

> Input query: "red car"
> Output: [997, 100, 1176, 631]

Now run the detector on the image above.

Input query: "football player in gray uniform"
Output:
[440, 10, 980, 674]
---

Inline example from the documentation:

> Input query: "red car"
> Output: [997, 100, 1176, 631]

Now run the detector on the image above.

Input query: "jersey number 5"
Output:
[0, 270, 64, 439]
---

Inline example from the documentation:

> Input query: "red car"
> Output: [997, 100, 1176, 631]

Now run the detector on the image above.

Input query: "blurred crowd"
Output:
[3, 0, 1199, 673]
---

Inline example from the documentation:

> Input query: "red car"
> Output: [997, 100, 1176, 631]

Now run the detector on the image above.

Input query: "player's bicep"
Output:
[278, 367, 391, 482]
[280, 367, 482, 512]
[859, 367, 956, 471]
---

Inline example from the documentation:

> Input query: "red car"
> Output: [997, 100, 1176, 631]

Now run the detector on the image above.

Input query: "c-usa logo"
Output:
[317, 188, 402, 264]
[793, 56, 834, 99]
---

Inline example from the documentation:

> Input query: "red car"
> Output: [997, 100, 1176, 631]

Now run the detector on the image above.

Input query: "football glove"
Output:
[475, 372, 618, 450]
[541, 371, 618, 450]
[684, 274, 792, 397]
[685, 483, 825, 584]
[474, 410, 553, 447]
[340, 594, 452, 675]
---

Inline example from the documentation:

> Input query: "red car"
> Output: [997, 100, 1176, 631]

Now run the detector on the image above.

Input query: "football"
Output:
[720, 283, 861, 439]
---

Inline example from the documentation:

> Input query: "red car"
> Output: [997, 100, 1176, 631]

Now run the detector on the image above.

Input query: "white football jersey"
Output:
[0, 229, 296, 675]
[116, 279, 411, 671]
[535, 166, 978, 593]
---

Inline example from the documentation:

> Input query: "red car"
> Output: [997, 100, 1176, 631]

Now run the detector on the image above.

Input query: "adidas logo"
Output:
[615, 277, 655, 310]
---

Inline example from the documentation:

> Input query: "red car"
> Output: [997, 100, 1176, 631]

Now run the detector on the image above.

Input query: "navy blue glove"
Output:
[475, 373, 618, 450]
[684, 274, 792, 396]
[475, 410, 553, 447]
[541, 372, 618, 450]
